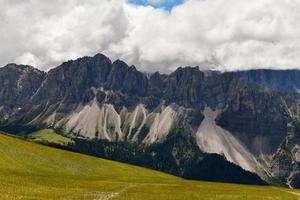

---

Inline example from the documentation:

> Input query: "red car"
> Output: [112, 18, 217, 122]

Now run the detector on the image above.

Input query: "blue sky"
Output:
[128, 0, 184, 10]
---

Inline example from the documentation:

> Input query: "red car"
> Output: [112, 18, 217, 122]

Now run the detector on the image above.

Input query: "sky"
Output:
[1, 0, 300, 72]
[129, 0, 183, 10]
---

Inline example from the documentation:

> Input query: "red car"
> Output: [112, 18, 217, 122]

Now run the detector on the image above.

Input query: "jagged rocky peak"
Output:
[48, 53, 113, 85]
[31, 54, 114, 104]
[31, 53, 148, 105]
[106, 59, 129, 90]
[106, 60, 148, 96]
[0, 63, 45, 107]
[1, 63, 45, 76]
[169, 66, 204, 81]
[147, 66, 206, 107]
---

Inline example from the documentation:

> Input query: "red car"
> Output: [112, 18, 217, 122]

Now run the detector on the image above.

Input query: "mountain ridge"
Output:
[1, 53, 300, 187]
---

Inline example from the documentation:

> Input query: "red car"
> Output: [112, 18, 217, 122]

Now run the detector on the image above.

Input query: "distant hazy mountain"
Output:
[229, 69, 300, 93]
[1, 53, 300, 187]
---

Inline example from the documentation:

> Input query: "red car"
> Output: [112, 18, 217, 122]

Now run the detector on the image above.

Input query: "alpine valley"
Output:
[2, 53, 300, 187]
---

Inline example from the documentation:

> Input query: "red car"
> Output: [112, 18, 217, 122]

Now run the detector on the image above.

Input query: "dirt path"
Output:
[96, 183, 137, 200]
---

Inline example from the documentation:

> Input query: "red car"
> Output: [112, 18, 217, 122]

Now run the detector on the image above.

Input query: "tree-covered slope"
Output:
[26, 128, 267, 185]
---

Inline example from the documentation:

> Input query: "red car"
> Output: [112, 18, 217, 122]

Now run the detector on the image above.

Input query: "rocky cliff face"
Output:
[0, 53, 297, 185]
[0, 64, 45, 107]
[230, 69, 300, 93]
[0, 64, 45, 123]
[216, 79, 289, 155]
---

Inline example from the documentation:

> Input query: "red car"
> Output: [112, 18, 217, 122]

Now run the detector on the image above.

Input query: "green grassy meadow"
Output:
[28, 129, 74, 146]
[0, 131, 300, 200]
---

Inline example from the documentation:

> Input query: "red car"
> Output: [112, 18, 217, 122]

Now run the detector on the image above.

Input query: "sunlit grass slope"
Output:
[28, 128, 74, 146]
[0, 131, 300, 200]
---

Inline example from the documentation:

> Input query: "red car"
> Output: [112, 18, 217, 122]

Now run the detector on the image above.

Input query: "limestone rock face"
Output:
[0, 64, 45, 107]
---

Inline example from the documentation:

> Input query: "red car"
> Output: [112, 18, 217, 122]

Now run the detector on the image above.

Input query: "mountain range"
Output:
[1, 53, 300, 187]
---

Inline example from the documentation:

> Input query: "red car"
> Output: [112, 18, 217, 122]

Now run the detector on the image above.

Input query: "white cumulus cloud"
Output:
[1, 0, 300, 72]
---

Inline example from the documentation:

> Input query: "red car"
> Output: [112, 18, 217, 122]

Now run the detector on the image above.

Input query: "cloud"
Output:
[1, 0, 300, 72]
[0, 0, 128, 71]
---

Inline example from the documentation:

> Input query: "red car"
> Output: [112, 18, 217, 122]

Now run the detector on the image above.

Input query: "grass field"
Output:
[1, 132, 300, 200]
[28, 129, 74, 146]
